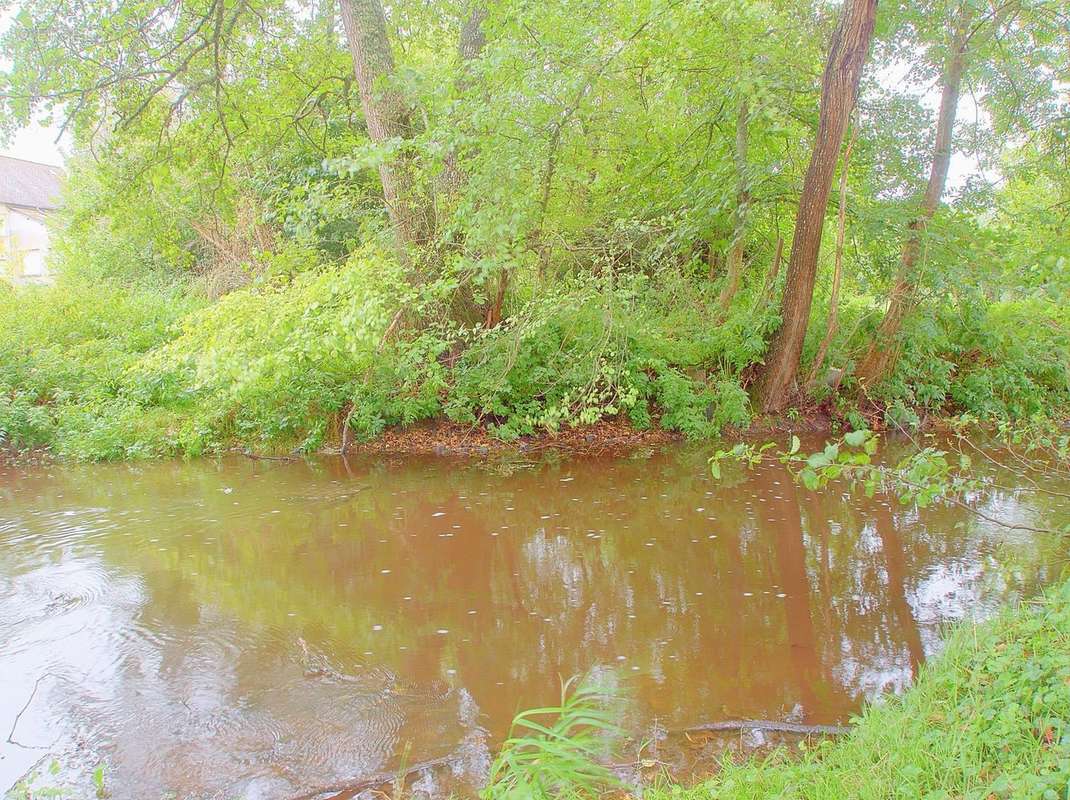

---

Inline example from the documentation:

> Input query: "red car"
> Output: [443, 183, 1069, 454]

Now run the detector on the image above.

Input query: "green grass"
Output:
[644, 583, 1070, 800]
[483, 676, 623, 800]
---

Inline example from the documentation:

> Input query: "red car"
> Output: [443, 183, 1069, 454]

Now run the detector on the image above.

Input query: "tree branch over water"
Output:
[710, 430, 1067, 536]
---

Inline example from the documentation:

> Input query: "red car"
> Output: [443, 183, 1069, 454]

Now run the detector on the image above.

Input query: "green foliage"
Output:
[711, 429, 1067, 534]
[445, 275, 759, 441]
[0, 0, 1066, 459]
[870, 297, 1070, 424]
[0, 280, 199, 456]
[483, 676, 622, 800]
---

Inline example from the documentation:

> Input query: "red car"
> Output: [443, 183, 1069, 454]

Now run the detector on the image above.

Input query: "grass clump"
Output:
[483, 676, 623, 800]
[646, 582, 1070, 800]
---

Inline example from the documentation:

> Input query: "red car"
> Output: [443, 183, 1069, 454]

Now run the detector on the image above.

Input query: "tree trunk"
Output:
[855, 15, 970, 386]
[483, 268, 508, 328]
[761, 235, 785, 303]
[458, 5, 487, 61]
[716, 99, 751, 319]
[754, 0, 877, 413]
[442, 4, 488, 194]
[441, 5, 509, 329]
[807, 125, 856, 388]
[338, 0, 431, 253]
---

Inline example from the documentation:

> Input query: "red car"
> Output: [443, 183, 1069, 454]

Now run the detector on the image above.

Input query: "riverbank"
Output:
[639, 583, 1070, 800]
[2, 273, 1066, 463]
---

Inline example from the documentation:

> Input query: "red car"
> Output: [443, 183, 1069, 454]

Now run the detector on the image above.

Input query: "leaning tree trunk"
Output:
[807, 125, 856, 388]
[716, 99, 751, 320]
[854, 15, 970, 386]
[754, 0, 878, 413]
[339, 0, 431, 254]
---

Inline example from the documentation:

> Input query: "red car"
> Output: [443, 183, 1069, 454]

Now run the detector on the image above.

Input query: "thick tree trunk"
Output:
[807, 126, 856, 388]
[338, 0, 431, 253]
[855, 17, 970, 386]
[716, 99, 751, 319]
[753, 0, 877, 413]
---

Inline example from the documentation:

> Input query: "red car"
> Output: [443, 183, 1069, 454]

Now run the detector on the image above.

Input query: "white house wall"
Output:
[1, 205, 53, 284]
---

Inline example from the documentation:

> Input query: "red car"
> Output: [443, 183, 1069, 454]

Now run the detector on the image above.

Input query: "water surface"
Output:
[0, 442, 1063, 798]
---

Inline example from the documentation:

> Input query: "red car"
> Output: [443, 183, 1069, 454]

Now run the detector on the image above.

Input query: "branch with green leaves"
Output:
[710, 430, 1066, 535]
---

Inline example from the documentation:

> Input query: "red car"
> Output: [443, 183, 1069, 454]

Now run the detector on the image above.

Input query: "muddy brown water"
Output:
[1, 442, 1065, 799]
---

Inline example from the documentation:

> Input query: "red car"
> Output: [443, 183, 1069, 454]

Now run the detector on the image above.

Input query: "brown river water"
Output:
[1, 441, 1066, 799]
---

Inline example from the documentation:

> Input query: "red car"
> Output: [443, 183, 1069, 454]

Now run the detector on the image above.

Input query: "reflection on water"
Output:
[0, 443, 1064, 798]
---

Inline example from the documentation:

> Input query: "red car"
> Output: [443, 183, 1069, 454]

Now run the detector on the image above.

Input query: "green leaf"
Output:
[807, 452, 831, 469]
[789, 435, 800, 455]
[844, 429, 868, 447]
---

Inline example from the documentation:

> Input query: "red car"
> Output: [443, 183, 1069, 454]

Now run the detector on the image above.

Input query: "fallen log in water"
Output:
[286, 753, 463, 800]
[683, 719, 851, 736]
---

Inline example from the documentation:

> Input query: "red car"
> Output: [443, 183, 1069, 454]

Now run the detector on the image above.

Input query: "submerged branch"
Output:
[286, 753, 463, 800]
[683, 719, 850, 736]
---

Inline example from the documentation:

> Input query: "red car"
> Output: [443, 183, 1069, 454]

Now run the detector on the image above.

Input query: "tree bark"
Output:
[855, 14, 971, 386]
[807, 125, 856, 387]
[338, 0, 431, 253]
[458, 5, 487, 61]
[442, 4, 488, 194]
[754, 0, 877, 413]
[716, 99, 751, 319]
[761, 235, 785, 303]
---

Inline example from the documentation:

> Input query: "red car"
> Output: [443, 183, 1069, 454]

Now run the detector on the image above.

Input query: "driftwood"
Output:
[286, 753, 463, 800]
[683, 719, 850, 736]
[238, 449, 300, 462]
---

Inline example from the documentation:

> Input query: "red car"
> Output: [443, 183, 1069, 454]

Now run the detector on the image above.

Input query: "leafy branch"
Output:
[710, 430, 1066, 535]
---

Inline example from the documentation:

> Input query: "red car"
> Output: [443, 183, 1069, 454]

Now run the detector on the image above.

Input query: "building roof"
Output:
[0, 155, 64, 211]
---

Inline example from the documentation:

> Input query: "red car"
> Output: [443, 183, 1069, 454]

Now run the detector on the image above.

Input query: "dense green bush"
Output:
[868, 297, 1069, 425]
[0, 260, 769, 458]
[0, 280, 199, 454]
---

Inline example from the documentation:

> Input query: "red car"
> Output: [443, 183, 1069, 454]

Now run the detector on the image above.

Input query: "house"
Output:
[0, 155, 64, 285]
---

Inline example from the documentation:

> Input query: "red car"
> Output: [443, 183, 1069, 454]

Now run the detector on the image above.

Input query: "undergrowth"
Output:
[0, 254, 1066, 461]
[0, 259, 771, 459]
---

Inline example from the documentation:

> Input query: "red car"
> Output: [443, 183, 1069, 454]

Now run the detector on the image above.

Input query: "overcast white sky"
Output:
[1, 120, 68, 166]
[0, 6, 70, 165]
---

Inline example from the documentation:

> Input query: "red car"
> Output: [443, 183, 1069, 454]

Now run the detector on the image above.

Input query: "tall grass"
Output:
[482, 676, 623, 800]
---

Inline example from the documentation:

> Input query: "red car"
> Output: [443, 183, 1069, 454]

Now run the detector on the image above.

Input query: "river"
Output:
[0, 440, 1064, 798]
